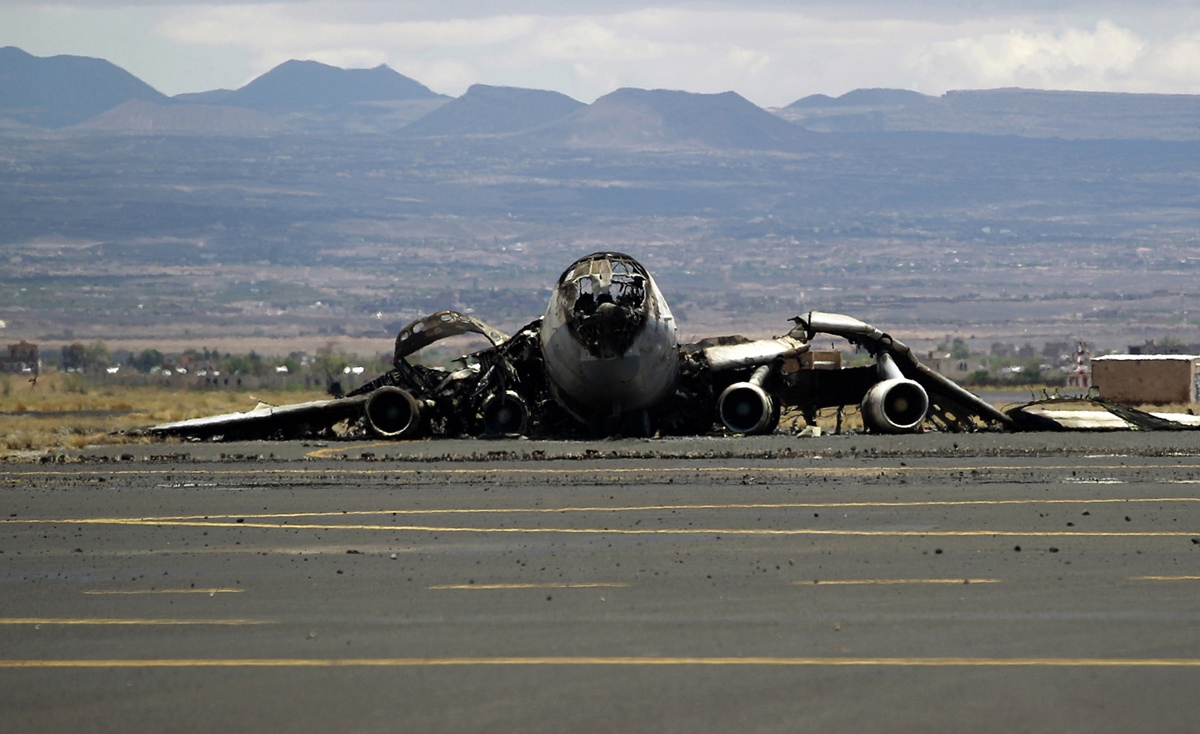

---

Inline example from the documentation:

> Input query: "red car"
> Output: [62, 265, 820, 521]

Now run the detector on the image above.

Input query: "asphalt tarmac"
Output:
[4, 432, 1200, 732]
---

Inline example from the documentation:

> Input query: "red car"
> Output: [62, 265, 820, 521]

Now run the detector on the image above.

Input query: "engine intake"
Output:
[364, 387, 423, 439]
[719, 382, 776, 435]
[861, 377, 929, 433]
[479, 391, 530, 436]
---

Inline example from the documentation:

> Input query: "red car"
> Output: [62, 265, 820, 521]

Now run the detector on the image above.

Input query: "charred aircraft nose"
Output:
[571, 299, 644, 359]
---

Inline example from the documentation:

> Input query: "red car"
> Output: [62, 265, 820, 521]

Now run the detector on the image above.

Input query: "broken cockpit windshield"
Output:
[564, 253, 648, 358]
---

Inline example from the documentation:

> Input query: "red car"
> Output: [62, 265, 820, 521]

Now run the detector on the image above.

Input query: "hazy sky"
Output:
[4, 1, 1200, 105]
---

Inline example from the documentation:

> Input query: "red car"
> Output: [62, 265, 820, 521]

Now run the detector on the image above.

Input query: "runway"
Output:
[4, 433, 1200, 732]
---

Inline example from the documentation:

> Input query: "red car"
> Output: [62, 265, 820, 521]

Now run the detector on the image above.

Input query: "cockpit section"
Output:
[559, 253, 649, 359]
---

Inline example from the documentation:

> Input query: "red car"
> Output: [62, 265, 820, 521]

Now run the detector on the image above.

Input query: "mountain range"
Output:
[0, 46, 168, 128]
[529, 88, 810, 151]
[175, 59, 443, 110]
[74, 100, 286, 134]
[0, 48, 447, 134]
[4, 45, 1200, 145]
[780, 87, 1200, 140]
[399, 84, 583, 137]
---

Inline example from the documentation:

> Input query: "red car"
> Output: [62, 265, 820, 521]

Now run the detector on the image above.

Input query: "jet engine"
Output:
[479, 390, 530, 436]
[718, 365, 779, 435]
[364, 386, 423, 439]
[860, 353, 929, 433]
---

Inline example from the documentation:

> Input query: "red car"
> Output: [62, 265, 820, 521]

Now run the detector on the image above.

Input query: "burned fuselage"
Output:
[142, 251, 1042, 442]
[540, 253, 679, 423]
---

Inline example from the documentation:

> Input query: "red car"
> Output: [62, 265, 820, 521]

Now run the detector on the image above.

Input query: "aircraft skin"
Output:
[142, 251, 1024, 442]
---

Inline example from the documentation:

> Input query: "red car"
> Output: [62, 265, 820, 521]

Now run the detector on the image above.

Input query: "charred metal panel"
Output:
[394, 310, 509, 364]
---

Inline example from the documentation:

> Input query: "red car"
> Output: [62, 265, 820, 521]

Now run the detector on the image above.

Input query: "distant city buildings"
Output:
[925, 351, 988, 380]
[989, 342, 1051, 359]
[1128, 339, 1200, 355]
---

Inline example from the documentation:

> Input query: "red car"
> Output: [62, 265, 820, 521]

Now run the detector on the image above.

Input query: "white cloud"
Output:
[159, 6, 538, 51]
[726, 46, 770, 78]
[531, 18, 668, 62]
[156, 5, 540, 86]
[6, 1, 1200, 99]
[919, 20, 1148, 91]
[1146, 32, 1200, 89]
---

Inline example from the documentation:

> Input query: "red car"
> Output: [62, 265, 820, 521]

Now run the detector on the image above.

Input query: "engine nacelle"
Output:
[718, 382, 776, 435]
[479, 390, 530, 436]
[861, 377, 929, 433]
[364, 386, 423, 439]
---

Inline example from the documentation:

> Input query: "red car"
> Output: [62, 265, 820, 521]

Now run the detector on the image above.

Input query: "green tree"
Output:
[223, 352, 265, 375]
[950, 338, 971, 360]
[313, 344, 349, 379]
[129, 349, 164, 373]
[84, 342, 111, 372]
[963, 370, 994, 387]
[61, 342, 86, 371]
[63, 341, 111, 372]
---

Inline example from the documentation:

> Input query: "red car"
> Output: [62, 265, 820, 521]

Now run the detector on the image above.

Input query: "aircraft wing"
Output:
[134, 396, 371, 441]
[793, 311, 1016, 432]
[1007, 397, 1200, 431]
[134, 310, 532, 443]
[676, 311, 1015, 435]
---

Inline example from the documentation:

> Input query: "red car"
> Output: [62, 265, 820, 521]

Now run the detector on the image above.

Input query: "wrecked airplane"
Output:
[140, 252, 1197, 442]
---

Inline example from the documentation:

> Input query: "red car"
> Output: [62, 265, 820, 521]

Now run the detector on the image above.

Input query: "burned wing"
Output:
[783, 311, 1014, 433]
[663, 311, 1015, 436]
[138, 310, 552, 442]
[135, 397, 371, 441]
[1007, 395, 1200, 431]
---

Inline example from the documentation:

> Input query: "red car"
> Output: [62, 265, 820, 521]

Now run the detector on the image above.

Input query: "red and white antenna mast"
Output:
[1067, 340, 1090, 389]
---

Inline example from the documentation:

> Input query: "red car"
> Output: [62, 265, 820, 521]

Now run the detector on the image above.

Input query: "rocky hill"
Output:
[73, 100, 285, 134]
[400, 84, 583, 137]
[532, 88, 811, 151]
[778, 87, 1200, 140]
[206, 60, 444, 111]
[0, 46, 169, 128]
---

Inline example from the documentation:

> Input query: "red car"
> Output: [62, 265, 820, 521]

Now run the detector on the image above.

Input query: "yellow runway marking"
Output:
[23, 518, 1200, 542]
[798, 578, 1000, 585]
[82, 588, 244, 595]
[429, 583, 630, 590]
[4, 656, 1200, 668]
[0, 618, 265, 626]
[95, 496, 1200, 521]
[9, 496, 1200, 528]
[1131, 575, 1200, 581]
[5, 516, 1200, 538]
[307, 442, 395, 459]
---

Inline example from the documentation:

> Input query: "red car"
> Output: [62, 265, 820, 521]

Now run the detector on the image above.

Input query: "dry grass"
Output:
[0, 371, 328, 458]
